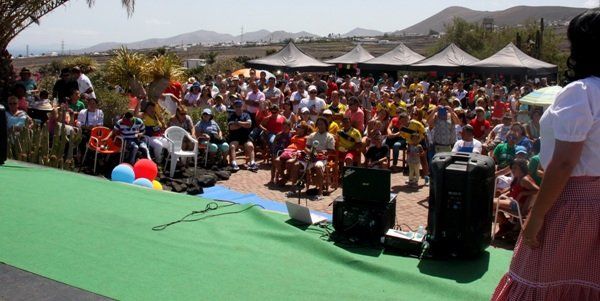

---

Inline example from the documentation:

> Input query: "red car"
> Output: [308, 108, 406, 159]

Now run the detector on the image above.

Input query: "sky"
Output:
[7, 0, 599, 55]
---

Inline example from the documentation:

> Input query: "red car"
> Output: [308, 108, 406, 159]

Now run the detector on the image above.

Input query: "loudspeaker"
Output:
[427, 152, 495, 258]
[0, 104, 7, 165]
[333, 195, 396, 242]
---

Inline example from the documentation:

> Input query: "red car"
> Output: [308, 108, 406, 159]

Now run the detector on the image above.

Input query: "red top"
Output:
[327, 82, 338, 98]
[264, 114, 286, 134]
[491, 100, 508, 119]
[287, 135, 307, 150]
[164, 81, 183, 99]
[470, 118, 491, 140]
[509, 177, 529, 206]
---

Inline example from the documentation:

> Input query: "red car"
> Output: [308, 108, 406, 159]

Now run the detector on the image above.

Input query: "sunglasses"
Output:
[8, 102, 18, 105]
[309, 91, 317, 94]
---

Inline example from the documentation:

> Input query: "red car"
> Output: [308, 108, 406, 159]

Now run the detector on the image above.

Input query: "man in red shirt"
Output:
[469, 106, 491, 141]
[326, 75, 338, 99]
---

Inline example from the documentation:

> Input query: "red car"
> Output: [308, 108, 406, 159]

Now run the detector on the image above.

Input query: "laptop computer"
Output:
[342, 166, 391, 203]
[285, 201, 327, 225]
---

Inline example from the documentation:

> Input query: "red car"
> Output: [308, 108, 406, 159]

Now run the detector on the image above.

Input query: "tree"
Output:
[0, 0, 135, 101]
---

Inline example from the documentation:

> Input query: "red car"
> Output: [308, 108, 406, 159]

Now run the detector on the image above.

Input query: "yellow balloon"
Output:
[152, 180, 163, 190]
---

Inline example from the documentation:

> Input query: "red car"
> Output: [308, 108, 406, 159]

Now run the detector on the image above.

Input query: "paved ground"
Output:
[221, 160, 430, 230]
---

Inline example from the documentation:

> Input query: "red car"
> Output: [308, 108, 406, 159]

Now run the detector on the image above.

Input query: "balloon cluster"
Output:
[111, 159, 162, 190]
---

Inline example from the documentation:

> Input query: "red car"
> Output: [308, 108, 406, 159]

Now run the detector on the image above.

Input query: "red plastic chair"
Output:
[81, 126, 123, 173]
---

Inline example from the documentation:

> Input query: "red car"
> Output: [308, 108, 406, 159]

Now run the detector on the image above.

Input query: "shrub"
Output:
[96, 87, 129, 128]
[61, 56, 99, 74]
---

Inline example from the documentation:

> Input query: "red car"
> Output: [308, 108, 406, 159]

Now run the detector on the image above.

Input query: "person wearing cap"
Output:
[263, 77, 283, 106]
[227, 99, 256, 171]
[17, 67, 38, 93]
[298, 85, 326, 123]
[469, 106, 491, 141]
[428, 104, 460, 154]
[195, 108, 229, 163]
[52, 68, 79, 103]
[210, 94, 227, 113]
[321, 109, 339, 135]
[71, 66, 96, 99]
[485, 114, 513, 153]
[296, 106, 315, 130]
[183, 82, 202, 107]
[452, 124, 482, 154]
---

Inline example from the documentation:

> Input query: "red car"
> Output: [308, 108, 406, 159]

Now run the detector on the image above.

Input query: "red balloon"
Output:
[133, 159, 158, 180]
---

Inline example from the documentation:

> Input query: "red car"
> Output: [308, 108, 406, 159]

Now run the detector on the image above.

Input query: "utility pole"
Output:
[240, 26, 244, 47]
[26, 44, 29, 57]
[61, 40, 65, 56]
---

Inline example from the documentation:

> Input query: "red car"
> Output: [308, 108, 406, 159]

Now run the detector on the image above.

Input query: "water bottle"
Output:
[415, 225, 425, 241]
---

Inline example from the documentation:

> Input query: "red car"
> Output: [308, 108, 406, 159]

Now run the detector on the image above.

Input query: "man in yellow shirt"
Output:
[394, 113, 430, 185]
[322, 109, 340, 135]
[336, 117, 362, 167]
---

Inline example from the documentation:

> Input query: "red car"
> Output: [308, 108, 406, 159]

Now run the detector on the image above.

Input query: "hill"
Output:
[394, 5, 586, 35]
[342, 27, 384, 37]
[79, 29, 320, 53]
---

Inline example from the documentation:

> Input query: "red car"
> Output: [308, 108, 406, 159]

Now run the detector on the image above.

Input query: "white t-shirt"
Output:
[291, 90, 308, 113]
[77, 74, 96, 99]
[78, 109, 104, 127]
[491, 124, 511, 142]
[298, 97, 326, 122]
[539, 76, 600, 176]
[452, 138, 482, 154]
[183, 92, 201, 106]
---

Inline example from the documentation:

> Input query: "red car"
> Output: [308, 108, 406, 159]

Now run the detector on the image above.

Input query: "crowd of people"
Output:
[4, 65, 549, 210]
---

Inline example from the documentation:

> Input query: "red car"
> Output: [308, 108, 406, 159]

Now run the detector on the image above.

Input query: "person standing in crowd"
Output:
[427, 105, 459, 154]
[493, 9, 600, 300]
[264, 77, 283, 107]
[53, 68, 79, 103]
[299, 85, 326, 123]
[406, 133, 424, 187]
[71, 67, 96, 99]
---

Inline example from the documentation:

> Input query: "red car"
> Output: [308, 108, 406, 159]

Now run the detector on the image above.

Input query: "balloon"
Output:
[133, 159, 158, 181]
[120, 163, 133, 169]
[133, 178, 153, 188]
[208, 143, 218, 153]
[152, 180, 163, 190]
[111, 164, 135, 183]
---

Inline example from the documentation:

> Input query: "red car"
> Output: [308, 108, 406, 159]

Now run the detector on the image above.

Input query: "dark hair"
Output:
[532, 139, 541, 155]
[566, 9, 600, 81]
[40, 90, 49, 99]
[511, 158, 529, 177]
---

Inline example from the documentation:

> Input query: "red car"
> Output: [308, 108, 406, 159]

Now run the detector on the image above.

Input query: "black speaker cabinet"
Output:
[428, 152, 495, 258]
[333, 195, 396, 242]
[0, 104, 7, 165]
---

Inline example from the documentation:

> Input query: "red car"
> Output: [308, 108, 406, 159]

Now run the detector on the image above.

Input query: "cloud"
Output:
[144, 19, 171, 26]
[584, 0, 599, 8]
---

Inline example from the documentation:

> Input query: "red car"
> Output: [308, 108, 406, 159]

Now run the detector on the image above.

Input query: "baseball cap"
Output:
[322, 109, 333, 116]
[300, 107, 310, 113]
[515, 146, 528, 155]
[308, 85, 317, 92]
[202, 108, 213, 116]
[475, 106, 485, 113]
[233, 99, 243, 106]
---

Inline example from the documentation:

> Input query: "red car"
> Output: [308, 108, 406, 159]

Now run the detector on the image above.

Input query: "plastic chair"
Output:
[163, 126, 199, 178]
[492, 178, 525, 242]
[81, 126, 123, 173]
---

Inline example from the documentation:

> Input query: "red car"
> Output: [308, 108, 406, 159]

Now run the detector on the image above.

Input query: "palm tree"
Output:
[0, 0, 135, 100]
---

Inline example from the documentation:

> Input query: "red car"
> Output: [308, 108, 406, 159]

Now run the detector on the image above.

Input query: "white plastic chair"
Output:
[492, 178, 525, 242]
[163, 126, 200, 178]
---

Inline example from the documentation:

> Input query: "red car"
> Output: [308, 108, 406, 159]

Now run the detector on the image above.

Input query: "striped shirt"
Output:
[114, 117, 145, 139]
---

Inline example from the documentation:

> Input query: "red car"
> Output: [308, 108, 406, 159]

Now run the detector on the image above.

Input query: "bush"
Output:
[96, 87, 129, 128]
[61, 56, 99, 74]
[190, 58, 243, 80]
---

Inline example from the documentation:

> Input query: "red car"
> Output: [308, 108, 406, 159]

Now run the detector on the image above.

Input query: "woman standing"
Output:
[492, 9, 600, 300]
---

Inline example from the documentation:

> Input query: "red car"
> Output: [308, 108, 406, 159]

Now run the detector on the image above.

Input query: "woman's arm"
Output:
[522, 140, 584, 247]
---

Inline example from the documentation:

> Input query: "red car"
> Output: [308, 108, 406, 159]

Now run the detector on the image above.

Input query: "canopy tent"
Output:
[464, 43, 558, 76]
[407, 43, 480, 72]
[519, 85, 562, 107]
[246, 42, 335, 72]
[324, 44, 375, 65]
[359, 42, 425, 70]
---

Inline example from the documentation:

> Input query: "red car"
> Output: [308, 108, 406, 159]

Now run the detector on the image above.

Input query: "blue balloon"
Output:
[133, 178, 153, 188]
[111, 164, 135, 183]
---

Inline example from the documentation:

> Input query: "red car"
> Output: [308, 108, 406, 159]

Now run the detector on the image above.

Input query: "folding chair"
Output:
[164, 126, 199, 178]
[492, 178, 525, 242]
[80, 126, 123, 174]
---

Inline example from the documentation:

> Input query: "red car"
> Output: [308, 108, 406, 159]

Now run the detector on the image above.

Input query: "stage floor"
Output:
[0, 161, 511, 300]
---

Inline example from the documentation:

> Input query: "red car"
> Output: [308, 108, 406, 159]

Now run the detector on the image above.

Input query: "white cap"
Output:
[301, 107, 310, 113]
[308, 85, 317, 92]
[322, 109, 333, 115]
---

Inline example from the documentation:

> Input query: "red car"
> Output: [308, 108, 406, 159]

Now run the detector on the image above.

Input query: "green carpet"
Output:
[0, 161, 512, 301]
